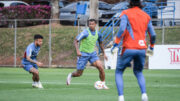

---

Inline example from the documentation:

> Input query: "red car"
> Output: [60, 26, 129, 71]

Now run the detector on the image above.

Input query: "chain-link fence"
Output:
[0, 19, 180, 67]
[0, 19, 81, 68]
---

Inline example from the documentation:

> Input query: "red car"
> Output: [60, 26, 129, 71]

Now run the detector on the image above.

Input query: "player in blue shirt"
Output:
[21, 34, 44, 88]
[66, 19, 109, 89]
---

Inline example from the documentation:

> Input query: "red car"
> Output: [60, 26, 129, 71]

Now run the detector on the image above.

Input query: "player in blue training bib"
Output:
[21, 34, 44, 88]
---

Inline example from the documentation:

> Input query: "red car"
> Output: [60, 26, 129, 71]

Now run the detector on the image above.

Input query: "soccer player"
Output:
[111, 0, 156, 101]
[21, 34, 44, 88]
[66, 19, 109, 89]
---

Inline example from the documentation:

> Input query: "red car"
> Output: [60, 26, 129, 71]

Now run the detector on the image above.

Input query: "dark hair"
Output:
[34, 34, 43, 40]
[129, 0, 143, 9]
[88, 19, 97, 24]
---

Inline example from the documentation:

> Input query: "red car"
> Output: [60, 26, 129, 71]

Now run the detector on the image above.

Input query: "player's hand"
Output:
[104, 54, 108, 61]
[36, 62, 43, 67]
[111, 46, 115, 54]
[77, 51, 82, 57]
[111, 43, 118, 54]
[146, 46, 154, 56]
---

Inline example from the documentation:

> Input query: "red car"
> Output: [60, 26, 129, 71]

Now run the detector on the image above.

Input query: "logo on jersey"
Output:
[138, 40, 145, 46]
[168, 48, 180, 64]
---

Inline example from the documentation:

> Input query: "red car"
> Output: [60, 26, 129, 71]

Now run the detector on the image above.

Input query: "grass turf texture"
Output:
[0, 68, 180, 101]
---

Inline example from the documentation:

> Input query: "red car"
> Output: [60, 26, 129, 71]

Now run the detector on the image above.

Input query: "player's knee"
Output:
[74, 71, 82, 77]
[133, 71, 137, 76]
[75, 73, 81, 77]
[33, 71, 39, 76]
[133, 69, 142, 75]
[116, 68, 124, 73]
[36, 71, 39, 75]
[98, 66, 104, 72]
[96, 64, 104, 70]
[77, 72, 83, 76]
[73, 70, 83, 77]
[77, 74, 81, 77]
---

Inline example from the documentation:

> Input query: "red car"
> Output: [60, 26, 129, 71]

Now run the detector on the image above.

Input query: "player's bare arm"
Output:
[74, 39, 82, 57]
[99, 42, 108, 61]
[26, 56, 43, 67]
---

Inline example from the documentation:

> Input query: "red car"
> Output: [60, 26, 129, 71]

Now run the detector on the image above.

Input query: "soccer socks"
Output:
[133, 70, 146, 94]
[115, 69, 124, 96]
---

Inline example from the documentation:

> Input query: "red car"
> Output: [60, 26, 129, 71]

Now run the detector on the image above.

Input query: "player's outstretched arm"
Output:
[111, 15, 127, 53]
[74, 39, 81, 57]
[147, 20, 156, 49]
[116, 15, 127, 38]
[146, 20, 156, 56]
[74, 30, 89, 57]
[99, 42, 108, 61]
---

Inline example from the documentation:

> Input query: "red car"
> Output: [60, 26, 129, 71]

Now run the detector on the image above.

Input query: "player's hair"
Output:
[129, 0, 143, 9]
[34, 34, 43, 40]
[88, 19, 97, 24]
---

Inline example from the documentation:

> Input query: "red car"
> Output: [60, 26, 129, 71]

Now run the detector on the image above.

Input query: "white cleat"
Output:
[142, 93, 148, 101]
[38, 81, 43, 89]
[103, 84, 109, 90]
[32, 82, 38, 88]
[118, 95, 125, 101]
[66, 73, 72, 85]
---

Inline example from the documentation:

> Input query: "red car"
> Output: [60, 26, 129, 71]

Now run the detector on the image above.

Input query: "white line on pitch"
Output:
[0, 81, 180, 88]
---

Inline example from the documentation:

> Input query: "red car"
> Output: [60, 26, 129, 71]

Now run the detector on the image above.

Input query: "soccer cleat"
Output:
[118, 95, 125, 101]
[101, 81, 109, 90]
[142, 93, 148, 101]
[32, 82, 38, 88]
[103, 84, 109, 90]
[66, 73, 72, 85]
[38, 81, 43, 89]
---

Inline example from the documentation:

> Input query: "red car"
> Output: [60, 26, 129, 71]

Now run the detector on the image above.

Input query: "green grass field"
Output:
[0, 68, 180, 101]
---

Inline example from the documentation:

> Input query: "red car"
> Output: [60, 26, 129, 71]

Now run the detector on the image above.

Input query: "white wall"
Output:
[149, 45, 180, 69]
[174, 0, 180, 19]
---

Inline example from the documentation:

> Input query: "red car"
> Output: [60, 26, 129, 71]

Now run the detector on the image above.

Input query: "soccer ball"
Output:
[94, 81, 104, 90]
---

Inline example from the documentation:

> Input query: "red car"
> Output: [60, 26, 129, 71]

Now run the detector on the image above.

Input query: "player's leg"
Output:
[133, 49, 148, 101]
[23, 64, 40, 88]
[73, 56, 89, 77]
[29, 67, 39, 82]
[66, 56, 89, 85]
[92, 60, 105, 81]
[92, 60, 109, 89]
[115, 68, 125, 101]
[72, 70, 84, 77]
[29, 67, 39, 88]
[116, 49, 133, 101]
[90, 52, 108, 89]
[30, 64, 43, 88]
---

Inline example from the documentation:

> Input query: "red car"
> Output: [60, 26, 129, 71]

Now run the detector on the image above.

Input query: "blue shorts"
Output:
[77, 51, 99, 70]
[116, 49, 146, 71]
[22, 63, 38, 72]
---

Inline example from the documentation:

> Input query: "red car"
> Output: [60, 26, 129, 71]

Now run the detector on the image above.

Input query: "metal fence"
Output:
[0, 19, 180, 67]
